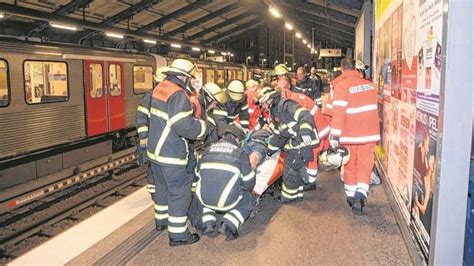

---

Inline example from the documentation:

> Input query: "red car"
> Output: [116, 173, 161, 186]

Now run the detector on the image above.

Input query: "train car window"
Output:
[109, 64, 122, 97]
[24, 61, 69, 104]
[206, 69, 215, 83]
[217, 70, 224, 87]
[89, 63, 103, 99]
[237, 71, 243, 81]
[0, 59, 9, 107]
[133, 66, 154, 94]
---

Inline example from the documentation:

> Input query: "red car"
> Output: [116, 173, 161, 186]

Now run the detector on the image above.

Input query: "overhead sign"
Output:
[319, 49, 342, 57]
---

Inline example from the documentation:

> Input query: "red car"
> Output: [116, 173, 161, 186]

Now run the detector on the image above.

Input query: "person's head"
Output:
[245, 79, 259, 91]
[163, 59, 198, 92]
[201, 82, 226, 108]
[219, 124, 245, 145]
[257, 86, 280, 110]
[226, 80, 245, 102]
[310, 67, 317, 76]
[273, 64, 289, 77]
[340, 58, 356, 72]
[277, 75, 291, 91]
[296, 67, 305, 81]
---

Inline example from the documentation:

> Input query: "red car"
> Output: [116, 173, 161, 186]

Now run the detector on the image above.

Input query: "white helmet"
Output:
[319, 146, 350, 169]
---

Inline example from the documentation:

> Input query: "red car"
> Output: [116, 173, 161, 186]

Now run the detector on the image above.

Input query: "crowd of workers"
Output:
[135, 57, 380, 247]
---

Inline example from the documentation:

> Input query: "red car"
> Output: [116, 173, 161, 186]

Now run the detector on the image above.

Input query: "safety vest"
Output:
[330, 70, 380, 144]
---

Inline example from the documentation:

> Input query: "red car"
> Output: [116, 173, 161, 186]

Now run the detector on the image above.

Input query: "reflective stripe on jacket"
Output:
[331, 70, 380, 144]
[136, 91, 152, 146]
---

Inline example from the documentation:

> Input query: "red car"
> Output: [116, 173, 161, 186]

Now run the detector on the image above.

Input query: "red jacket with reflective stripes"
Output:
[330, 70, 380, 144]
[245, 88, 261, 130]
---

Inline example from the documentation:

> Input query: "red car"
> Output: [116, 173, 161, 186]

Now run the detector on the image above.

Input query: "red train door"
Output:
[84, 60, 125, 137]
[85, 60, 107, 136]
[105, 62, 125, 131]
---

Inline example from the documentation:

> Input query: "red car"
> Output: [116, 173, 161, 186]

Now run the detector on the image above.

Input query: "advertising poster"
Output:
[410, 109, 438, 259]
[401, 0, 418, 105]
[390, 6, 403, 100]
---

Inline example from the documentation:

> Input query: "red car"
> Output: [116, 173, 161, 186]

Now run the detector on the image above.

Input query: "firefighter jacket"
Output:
[147, 76, 207, 166]
[136, 91, 152, 147]
[212, 97, 250, 130]
[196, 138, 255, 211]
[267, 97, 319, 154]
[293, 76, 319, 101]
[330, 70, 380, 144]
[245, 89, 261, 130]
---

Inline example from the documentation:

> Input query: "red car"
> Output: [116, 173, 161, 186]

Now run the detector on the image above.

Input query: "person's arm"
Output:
[330, 83, 348, 141]
[239, 98, 250, 130]
[240, 151, 256, 191]
[167, 92, 207, 140]
[136, 92, 152, 146]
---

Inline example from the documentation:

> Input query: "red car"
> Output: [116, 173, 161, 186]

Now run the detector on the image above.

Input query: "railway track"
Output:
[0, 151, 149, 262]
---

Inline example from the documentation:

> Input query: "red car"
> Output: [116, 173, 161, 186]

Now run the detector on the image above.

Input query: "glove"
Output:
[301, 135, 312, 146]
[136, 146, 148, 165]
[329, 136, 340, 149]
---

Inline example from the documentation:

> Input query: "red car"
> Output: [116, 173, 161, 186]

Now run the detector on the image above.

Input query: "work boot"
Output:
[218, 222, 238, 241]
[303, 182, 317, 191]
[273, 196, 303, 205]
[201, 223, 216, 236]
[169, 233, 200, 247]
[155, 221, 167, 232]
[350, 191, 367, 215]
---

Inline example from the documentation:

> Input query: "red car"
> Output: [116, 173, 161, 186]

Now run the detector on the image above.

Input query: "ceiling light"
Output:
[269, 6, 281, 18]
[247, 56, 251, 59]
[307, 44, 311, 48]
[303, 40, 307, 44]
[51, 23, 77, 31]
[295, 32, 301, 39]
[304, 63, 308, 67]
[106, 32, 123, 39]
[171, 43, 181, 48]
[311, 48, 315, 53]
[285, 61, 288, 64]
[230, 53, 234, 57]
[143, 39, 156, 44]
[263, 58, 267, 61]
[34, 51, 62, 56]
[275, 60, 278, 63]
[285, 22, 293, 30]
[192, 47, 201, 51]
[0, 13, 4, 19]
[208, 50, 215, 54]
[221, 52, 227, 56]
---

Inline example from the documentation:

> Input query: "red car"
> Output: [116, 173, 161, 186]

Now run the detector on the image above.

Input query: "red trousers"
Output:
[343, 142, 376, 186]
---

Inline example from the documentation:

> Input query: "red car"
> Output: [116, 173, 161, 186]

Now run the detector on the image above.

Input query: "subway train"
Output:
[0, 38, 260, 190]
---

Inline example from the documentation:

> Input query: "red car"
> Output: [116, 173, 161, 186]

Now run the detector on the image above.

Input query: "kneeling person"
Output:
[196, 125, 256, 240]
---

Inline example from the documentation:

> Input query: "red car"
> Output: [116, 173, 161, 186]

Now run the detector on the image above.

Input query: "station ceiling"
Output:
[0, 0, 363, 50]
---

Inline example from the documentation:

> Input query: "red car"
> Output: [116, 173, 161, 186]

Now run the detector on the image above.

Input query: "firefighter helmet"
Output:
[256, 86, 280, 104]
[227, 80, 245, 101]
[202, 82, 226, 106]
[245, 79, 259, 90]
[154, 66, 168, 82]
[273, 64, 289, 76]
[319, 146, 350, 169]
[218, 124, 245, 141]
[162, 58, 197, 78]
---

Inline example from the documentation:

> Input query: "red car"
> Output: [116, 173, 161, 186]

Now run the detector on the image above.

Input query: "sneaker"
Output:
[273, 196, 303, 205]
[371, 170, 381, 185]
[169, 233, 200, 247]
[218, 222, 238, 241]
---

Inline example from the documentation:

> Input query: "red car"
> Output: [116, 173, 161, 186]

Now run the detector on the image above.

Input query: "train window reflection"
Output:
[0, 59, 9, 107]
[89, 63, 103, 99]
[133, 66, 154, 94]
[109, 64, 122, 97]
[24, 61, 69, 104]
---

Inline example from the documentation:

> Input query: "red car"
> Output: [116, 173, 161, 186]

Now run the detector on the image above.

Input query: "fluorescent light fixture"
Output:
[34, 51, 62, 56]
[51, 23, 77, 31]
[221, 52, 227, 56]
[303, 39, 307, 44]
[106, 32, 124, 39]
[0, 13, 5, 19]
[192, 47, 201, 51]
[208, 50, 215, 54]
[144, 39, 157, 44]
[295, 32, 302, 39]
[285, 22, 293, 30]
[307, 44, 311, 48]
[269, 6, 281, 18]
[171, 43, 181, 48]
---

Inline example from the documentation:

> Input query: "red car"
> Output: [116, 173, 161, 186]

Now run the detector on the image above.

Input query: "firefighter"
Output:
[245, 79, 261, 130]
[310, 66, 324, 106]
[199, 82, 227, 146]
[211, 80, 250, 132]
[147, 59, 207, 246]
[294, 67, 319, 103]
[196, 125, 255, 241]
[329, 58, 380, 214]
[135, 66, 168, 199]
[257, 87, 319, 204]
[272, 64, 296, 87]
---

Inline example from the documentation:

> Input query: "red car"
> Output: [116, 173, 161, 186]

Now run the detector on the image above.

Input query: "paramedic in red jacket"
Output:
[329, 58, 380, 214]
[245, 79, 261, 130]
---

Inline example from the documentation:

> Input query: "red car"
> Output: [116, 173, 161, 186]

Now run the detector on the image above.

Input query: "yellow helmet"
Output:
[163, 58, 197, 78]
[245, 79, 259, 90]
[273, 64, 289, 76]
[257, 86, 280, 104]
[226, 80, 245, 101]
[202, 82, 226, 106]
[154, 66, 169, 82]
